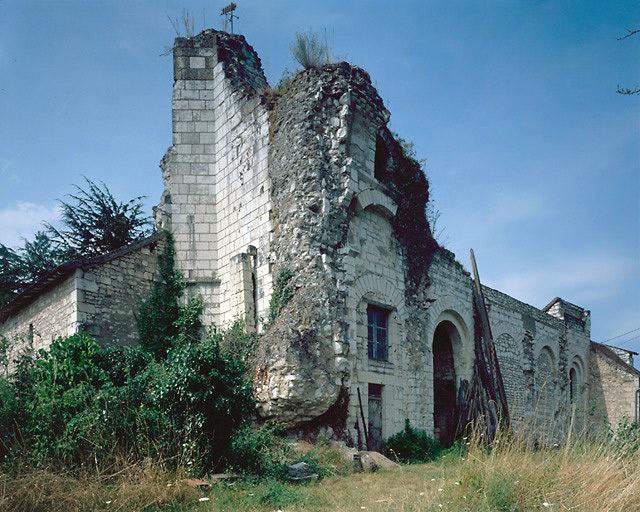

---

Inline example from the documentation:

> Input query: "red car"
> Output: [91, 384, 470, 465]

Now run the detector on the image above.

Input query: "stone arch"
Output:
[351, 274, 407, 321]
[354, 188, 398, 219]
[427, 302, 473, 381]
[568, 354, 586, 429]
[432, 318, 464, 446]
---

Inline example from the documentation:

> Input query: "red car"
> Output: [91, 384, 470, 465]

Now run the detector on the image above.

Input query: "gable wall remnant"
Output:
[0, 273, 79, 370]
[588, 343, 640, 432]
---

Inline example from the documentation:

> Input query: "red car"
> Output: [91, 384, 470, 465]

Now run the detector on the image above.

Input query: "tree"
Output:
[617, 27, 639, 96]
[0, 245, 23, 306]
[47, 178, 151, 260]
[19, 231, 65, 282]
[0, 179, 151, 308]
[0, 232, 65, 308]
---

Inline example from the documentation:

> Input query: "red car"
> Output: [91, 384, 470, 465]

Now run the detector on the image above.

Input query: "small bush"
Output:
[485, 471, 519, 512]
[383, 419, 443, 463]
[612, 418, 639, 455]
[257, 479, 304, 507]
[266, 267, 294, 325]
[230, 423, 291, 479]
[290, 31, 330, 69]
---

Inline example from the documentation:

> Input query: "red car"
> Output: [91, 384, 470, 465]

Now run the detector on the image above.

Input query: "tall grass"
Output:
[290, 31, 331, 69]
[2, 428, 638, 511]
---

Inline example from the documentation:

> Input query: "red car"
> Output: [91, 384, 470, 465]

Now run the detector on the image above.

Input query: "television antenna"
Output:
[220, 3, 239, 34]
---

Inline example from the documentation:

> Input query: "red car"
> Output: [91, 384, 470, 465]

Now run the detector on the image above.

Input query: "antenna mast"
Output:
[220, 3, 239, 34]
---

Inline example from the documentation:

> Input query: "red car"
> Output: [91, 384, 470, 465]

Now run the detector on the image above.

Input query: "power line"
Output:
[610, 334, 640, 350]
[601, 326, 640, 343]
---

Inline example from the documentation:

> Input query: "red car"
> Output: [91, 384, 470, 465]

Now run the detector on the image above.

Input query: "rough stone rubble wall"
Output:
[249, 57, 600, 443]
[0, 274, 79, 368]
[77, 239, 163, 346]
[157, 30, 272, 330]
[254, 65, 362, 427]
[588, 347, 639, 431]
[254, 62, 440, 439]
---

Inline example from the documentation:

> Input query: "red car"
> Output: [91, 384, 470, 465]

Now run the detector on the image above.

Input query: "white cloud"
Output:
[0, 157, 20, 184]
[0, 202, 61, 249]
[485, 252, 635, 308]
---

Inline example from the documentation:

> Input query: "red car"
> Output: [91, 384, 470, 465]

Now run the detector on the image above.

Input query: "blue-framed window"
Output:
[367, 305, 389, 361]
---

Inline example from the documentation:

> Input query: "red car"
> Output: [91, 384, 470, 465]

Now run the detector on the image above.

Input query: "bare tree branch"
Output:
[617, 28, 640, 41]
[617, 84, 640, 95]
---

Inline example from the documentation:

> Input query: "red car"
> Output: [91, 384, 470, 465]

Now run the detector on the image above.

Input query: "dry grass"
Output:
[0, 461, 198, 512]
[1, 434, 638, 512]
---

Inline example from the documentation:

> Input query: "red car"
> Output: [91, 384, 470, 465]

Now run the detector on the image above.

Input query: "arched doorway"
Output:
[433, 321, 460, 446]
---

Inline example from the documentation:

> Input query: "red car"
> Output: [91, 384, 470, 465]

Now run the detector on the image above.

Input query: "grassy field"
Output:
[3, 436, 639, 512]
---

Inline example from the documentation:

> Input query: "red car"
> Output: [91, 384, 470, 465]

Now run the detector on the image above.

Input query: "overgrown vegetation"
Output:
[136, 233, 187, 358]
[383, 419, 445, 463]
[2, 425, 639, 512]
[266, 267, 294, 325]
[290, 31, 331, 69]
[0, 234, 252, 474]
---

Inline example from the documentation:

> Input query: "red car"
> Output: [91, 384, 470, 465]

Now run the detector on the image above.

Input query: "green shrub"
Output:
[137, 232, 185, 358]
[612, 418, 640, 455]
[485, 471, 519, 512]
[149, 328, 254, 472]
[221, 321, 259, 364]
[0, 323, 254, 472]
[383, 419, 443, 463]
[230, 423, 291, 479]
[266, 267, 294, 325]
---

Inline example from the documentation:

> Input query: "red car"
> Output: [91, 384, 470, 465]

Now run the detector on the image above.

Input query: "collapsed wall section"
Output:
[255, 63, 439, 438]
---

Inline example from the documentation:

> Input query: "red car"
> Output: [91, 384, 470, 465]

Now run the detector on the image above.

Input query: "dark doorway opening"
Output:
[367, 383, 383, 451]
[433, 321, 458, 447]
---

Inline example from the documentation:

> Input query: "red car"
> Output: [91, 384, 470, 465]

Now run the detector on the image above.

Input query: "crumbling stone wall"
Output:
[3, 28, 632, 446]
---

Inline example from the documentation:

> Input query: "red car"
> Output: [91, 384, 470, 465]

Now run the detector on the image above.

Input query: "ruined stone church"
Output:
[1, 30, 638, 447]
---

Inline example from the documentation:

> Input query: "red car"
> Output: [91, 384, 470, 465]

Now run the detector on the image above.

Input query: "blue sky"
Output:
[1, 1, 639, 356]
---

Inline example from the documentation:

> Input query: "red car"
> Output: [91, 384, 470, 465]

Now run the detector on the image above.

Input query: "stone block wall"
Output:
[77, 237, 164, 346]
[0, 235, 164, 370]
[157, 30, 272, 330]
[0, 273, 79, 370]
[588, 344, 640, 432]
